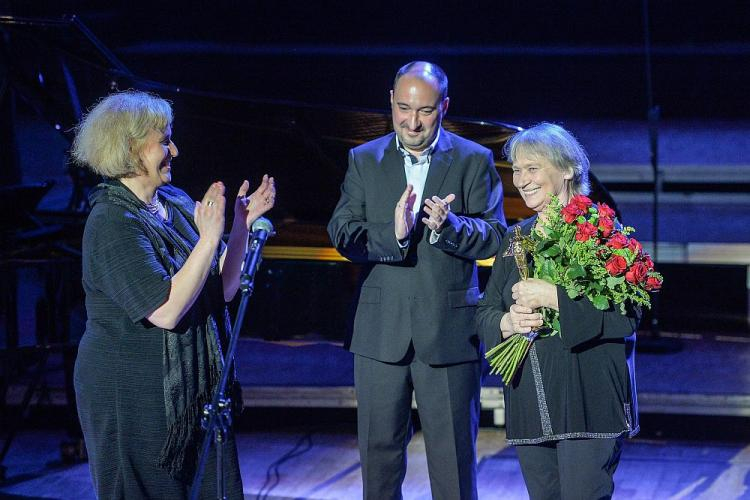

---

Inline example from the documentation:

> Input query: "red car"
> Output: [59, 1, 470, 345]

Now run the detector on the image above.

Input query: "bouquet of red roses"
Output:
[485, 194, 663, 384]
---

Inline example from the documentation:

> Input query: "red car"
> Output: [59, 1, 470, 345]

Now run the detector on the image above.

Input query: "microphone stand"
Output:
[190, 219, 274, 500]
[637, 0, 681, 353]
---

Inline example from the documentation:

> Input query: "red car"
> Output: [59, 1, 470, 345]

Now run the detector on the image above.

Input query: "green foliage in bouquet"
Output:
[486, 194, 663, 385]
[533, 195, 662, 336]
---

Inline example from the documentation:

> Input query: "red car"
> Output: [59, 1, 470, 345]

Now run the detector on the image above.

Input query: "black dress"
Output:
[475, 217, 641, 444]
[74, 182, 243, 499]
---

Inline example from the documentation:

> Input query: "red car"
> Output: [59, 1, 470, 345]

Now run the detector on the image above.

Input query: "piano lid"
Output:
[1, 15, 617, 253]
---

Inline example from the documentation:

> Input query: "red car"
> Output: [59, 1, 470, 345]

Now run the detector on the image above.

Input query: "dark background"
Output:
[3, 0, 749, 121]
[1, 1, 748, 338]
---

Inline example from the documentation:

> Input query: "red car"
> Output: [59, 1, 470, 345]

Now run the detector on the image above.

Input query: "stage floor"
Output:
[4, 332, 750, 498]
[232, 333, 750, 418]
[6, 332, 750, 418]
[1, 424, 749, 499]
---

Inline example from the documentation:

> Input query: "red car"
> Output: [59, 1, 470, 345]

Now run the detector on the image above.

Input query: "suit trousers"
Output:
[515, 437, 624, 500]
[354, 349, 481, 500]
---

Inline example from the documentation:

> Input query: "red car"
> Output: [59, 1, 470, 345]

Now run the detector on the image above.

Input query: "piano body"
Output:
[0, 17, 619, 420]
[0, 14, 623, 343]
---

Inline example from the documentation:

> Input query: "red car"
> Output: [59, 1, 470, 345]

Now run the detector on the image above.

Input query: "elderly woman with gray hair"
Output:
[475, 123, 640, 499]
[72, 90, 274, 499]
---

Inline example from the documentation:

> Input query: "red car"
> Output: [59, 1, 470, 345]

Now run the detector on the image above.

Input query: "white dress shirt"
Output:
[395, 131, 443, 245]
[395, 130, 440, 217]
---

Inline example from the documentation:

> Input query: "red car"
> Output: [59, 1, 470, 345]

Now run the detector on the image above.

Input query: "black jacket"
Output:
[328, 129, 506, 365]
[475, 217, 641, 444]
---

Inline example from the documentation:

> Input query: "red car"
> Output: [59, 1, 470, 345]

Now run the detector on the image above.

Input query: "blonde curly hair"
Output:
[71, 90, 173, 178]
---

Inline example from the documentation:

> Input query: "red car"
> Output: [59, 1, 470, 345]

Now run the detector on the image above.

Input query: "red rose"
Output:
[598, 203, 616, 219]
[628, 238, 643, 256]
[598, 216, 614, 237]
[569, 194, 593, 212]
[606, 232, 628, 249]
[605, 255, 628, 276]
[625, 261, 649, 284]
[645, 275, 662, 291]
[642, 254, 654, 270]
[575, 222, 598, 242]
[562, 204, 582, 224]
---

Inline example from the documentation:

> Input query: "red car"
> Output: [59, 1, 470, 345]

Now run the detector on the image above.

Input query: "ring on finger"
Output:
[206, 200, 215, 207]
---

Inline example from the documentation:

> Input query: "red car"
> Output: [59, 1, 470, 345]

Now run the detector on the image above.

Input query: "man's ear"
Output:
[390, 89, 394, 107]
[563, 170, 574, 180]
[441, 96, 450, 115]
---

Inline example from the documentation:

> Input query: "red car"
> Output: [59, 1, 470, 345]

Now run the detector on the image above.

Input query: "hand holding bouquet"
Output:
[485, 195, 663, 384]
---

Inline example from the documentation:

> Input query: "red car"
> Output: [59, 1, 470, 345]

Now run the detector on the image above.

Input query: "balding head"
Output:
[393, 61, 449, 101]
[390, 61, 450, 156]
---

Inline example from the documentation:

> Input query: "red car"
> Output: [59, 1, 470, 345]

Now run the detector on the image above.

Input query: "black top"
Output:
[475, 217, 641, 445]
[74, 183, 243, 498]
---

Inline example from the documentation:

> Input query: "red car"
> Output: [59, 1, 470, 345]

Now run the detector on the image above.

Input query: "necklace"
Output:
[145, 194, 164, 218]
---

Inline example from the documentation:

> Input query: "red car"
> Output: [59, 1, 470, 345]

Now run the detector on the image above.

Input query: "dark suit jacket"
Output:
[328, 129, 506, 365]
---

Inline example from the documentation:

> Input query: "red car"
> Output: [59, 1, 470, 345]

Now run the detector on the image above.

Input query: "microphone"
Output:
[240, 217, 275, 292]
[251, 216, 274, 245]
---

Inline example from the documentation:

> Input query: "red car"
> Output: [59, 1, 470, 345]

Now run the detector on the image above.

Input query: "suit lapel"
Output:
[422, 129, 453, 204]
[381, 135, 408, 205]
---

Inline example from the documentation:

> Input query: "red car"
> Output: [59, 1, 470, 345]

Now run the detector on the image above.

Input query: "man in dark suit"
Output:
[327, 61, 506, 499]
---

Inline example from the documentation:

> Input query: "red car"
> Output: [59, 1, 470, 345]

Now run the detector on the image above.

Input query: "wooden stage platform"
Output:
[3, 332, 750, 498]
[6, 332, 750, 418]
[232, 333, 750, 422]
[1, 422, 750, 499]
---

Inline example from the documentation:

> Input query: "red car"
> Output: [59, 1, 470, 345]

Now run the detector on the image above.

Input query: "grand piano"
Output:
[0, 16, 619, 429]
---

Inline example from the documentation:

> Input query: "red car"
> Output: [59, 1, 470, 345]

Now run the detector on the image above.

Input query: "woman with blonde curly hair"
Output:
[73, 90, 275, 498]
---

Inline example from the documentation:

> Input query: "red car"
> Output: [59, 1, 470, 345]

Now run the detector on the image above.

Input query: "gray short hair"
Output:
[71, 90, 173, 178]
[503, 122, 590, 196]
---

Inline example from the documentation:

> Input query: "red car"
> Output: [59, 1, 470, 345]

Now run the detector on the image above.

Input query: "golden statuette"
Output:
[503, 225, 534, 280]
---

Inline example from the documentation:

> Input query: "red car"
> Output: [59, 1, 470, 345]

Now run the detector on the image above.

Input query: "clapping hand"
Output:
[423, 194, 455, 233]
[394, 184, 417, 241]
[195, 182, 226, 245]
[234, 175, 275, 231]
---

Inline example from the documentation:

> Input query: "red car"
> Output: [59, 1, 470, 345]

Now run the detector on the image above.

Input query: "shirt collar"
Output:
[395, 129, 441, 161]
